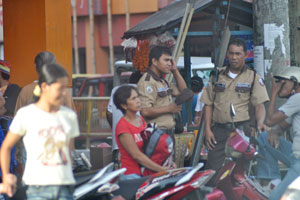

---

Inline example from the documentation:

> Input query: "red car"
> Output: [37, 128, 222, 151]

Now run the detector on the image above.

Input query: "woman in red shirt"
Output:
[114, 85, 167, 179]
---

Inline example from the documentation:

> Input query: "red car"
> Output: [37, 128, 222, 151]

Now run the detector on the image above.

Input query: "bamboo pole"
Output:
[107, 0, 115, 74]
[89, 0, 96, 74]
[168, 7, 195, 82]
[125, 0, 130, 31]
[172, 3, 190, 59]
[71, 0, 80, 74]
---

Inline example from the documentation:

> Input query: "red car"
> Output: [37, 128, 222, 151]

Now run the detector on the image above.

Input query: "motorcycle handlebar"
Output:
[254, 152, 266, 160]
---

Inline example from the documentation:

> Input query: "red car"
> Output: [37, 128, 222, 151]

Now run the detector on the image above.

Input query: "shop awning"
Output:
[122, 0, 253, 39]
[122, 0, 215, 39]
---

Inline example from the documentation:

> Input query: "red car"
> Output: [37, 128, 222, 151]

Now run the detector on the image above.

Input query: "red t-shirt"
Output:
[115, 116, 146, 175]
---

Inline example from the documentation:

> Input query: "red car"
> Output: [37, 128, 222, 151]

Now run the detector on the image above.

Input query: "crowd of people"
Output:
[0, 37, 298, 200]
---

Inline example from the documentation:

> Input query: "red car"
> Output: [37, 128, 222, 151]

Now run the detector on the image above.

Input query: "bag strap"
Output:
[144, 128, 164, 158]
[250, 69, 256, 96]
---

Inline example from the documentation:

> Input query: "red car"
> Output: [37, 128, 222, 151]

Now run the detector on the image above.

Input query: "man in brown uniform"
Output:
[14, 51, 75, 113]
[137, 46, 187, 134]
[201, 38, 269, 185]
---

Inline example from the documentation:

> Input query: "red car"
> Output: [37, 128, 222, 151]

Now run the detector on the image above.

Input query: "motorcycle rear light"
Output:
[191, 173, 214, 189]
[97, 183, 120, 193]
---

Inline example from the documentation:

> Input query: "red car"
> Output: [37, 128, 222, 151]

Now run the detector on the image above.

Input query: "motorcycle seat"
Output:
[113, 176, 149, 200]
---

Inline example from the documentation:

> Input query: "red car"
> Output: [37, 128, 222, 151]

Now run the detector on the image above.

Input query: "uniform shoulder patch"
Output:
[146, 85, 154, 94]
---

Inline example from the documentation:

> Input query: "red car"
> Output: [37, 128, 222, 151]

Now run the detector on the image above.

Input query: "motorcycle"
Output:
[206, 104, 269, 200]
[74, 162, 126, 200]
[112, 163, 218, 200]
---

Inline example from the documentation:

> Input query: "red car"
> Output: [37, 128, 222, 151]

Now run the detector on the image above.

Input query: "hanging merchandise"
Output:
[121, 37, 137, 62]
[122, 31, 176, 72]
[132, 40, 150, 72]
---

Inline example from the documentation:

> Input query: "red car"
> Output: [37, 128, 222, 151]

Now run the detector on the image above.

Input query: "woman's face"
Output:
[124, 89, 141, 113]
[42, 77, 68, 107]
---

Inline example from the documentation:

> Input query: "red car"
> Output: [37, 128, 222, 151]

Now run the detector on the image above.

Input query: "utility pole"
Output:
[71, 0, 80, 74]
[107, 0, 114, 74]
[125, 0, 130, 31]
[289, 0, 300, 67]
[89, 0, 96, 74]
[253, 0, 290, 101]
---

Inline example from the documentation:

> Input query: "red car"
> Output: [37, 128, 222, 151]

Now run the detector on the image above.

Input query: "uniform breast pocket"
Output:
[235, 83, 251, 99]
[235, 83, 251, 93]
[213, 83, 226, 92]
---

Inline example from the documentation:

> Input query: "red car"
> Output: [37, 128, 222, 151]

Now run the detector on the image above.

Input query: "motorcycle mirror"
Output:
[230, 104, 236, 117]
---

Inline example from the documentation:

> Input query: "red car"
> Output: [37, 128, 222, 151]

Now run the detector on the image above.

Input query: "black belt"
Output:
[214, 120, 249, 129]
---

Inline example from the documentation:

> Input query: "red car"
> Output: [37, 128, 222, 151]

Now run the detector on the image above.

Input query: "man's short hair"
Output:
[228, 38, 247, 53]
[149, 46, 172, 66]
[191, 76, 203, 93]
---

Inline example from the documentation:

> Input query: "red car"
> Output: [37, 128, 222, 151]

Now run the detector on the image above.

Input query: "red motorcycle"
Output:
[206, 104, 269, 200]
[113, 163, 219, 200]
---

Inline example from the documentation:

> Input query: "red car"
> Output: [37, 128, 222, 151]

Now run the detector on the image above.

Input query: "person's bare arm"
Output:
[255, 103, 268, 132]
[204, 105, 216, 150]
[0, 132, 22, 197]
[172, 69, 187, 92]
[266, 75, 288, 126]
[0, 96, 7, 115]
[268, 120, 290, 147]
[119, 133, 168, 172]
[140, 103, 181, 119]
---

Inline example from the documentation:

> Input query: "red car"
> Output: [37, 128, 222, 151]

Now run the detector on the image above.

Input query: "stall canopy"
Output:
[122, 0, 253, 39]
[122, 0, 215, 39]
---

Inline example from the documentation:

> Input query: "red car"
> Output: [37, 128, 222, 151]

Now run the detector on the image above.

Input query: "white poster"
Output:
[264, 24, 285, 56]
[253, 46, 264, 79]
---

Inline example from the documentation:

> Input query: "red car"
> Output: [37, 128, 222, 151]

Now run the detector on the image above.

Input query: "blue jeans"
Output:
[257, 132, 300, 200]
[26, 185, 74, 200]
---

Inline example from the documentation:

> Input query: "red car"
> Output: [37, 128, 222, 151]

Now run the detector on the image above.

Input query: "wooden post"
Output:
[107, 0, 115, 74]
[71, 0, 80, 74]
[89, 0, 96, 74]
[3, 0, 73, 87]
[125, 0, 130, 31]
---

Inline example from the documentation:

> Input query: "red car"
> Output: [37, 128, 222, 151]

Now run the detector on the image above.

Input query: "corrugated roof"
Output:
[123, 0, 215, 39]
[122, 0, 253, 39]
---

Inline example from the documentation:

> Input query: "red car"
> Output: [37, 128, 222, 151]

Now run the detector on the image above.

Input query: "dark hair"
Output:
[0, 72, 9, 80]
[34, 51, 56, 74]
[149, 46, 172, 66]
[113, 85, 138, 114]
[129, 70, 143, 84]
[191, 76, 203, 93]
[33, 63, 69, 102]
[228, 38, 247, 53]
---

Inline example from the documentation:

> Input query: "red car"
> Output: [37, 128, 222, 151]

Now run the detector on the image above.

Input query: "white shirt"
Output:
[195, 91, 204, 112]
[228, 70, 238, 79]
[10, 104, 80, 185]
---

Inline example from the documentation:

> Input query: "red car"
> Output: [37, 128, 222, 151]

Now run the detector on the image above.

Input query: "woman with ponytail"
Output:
[0, 63, 79, 199]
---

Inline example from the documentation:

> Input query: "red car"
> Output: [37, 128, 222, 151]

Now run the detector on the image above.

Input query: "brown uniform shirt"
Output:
[137, 70, 179, 129]
[201, 66, 269, 124]
[14, 81, 76, 113]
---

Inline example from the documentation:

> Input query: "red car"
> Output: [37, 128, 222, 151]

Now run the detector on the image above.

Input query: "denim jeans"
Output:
[26, 185, 74, 200]
[257, 131, 300, 200]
